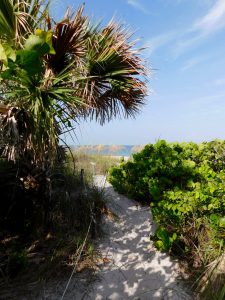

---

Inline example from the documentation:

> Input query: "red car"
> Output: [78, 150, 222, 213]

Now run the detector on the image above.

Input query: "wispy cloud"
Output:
[193, 0, 225, 34]
[214, 77, 225, 86]
[127, 0, 149, 14]
[147, 0, 225, 57]
[175, 0, 214, 6]
[145, 31, 179, 56]
[185, 93, 225, 108]
[175, 0, 225, 55]
[181, 55, 210, 71]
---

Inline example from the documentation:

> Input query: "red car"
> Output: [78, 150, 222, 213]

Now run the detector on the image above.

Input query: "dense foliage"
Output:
[109, 140, 225, 268]
[0, 1, 147, 167]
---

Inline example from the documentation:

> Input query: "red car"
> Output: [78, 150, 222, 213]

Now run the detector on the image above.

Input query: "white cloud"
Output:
[177, 0, 214, 6]
[214, 77, 225, 86]
[174, 0, 225, 56]
[181, 54, 210, 71]
[173, 34, 204, 57]
[147, 0, 225, 58]
[175, 0, 225, 55]
[193, 0, 225, 34]
[186, 93, 225, 107]
[144, 31, 179, 56]
[127, 0, 149, 14]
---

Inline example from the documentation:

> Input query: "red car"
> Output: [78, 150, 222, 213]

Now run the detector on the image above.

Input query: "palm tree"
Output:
[0, 1, 147, 167]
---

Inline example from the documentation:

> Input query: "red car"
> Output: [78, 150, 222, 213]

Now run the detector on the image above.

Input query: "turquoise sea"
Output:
[72, 145, 145, 156]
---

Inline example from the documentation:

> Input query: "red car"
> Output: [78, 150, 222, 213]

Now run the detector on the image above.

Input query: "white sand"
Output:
[84, 176, 193, 299]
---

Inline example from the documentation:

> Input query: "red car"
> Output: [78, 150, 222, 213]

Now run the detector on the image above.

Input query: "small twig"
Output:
[60, 217, 93, 300]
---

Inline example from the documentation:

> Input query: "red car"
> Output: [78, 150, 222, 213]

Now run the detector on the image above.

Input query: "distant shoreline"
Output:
[72, 145, 144, 157]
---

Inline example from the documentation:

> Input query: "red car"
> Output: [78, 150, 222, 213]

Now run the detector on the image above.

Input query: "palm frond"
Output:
[46, 8, 147, 124]
[79, 20, 148, 124]
[0, 0, 15, 40]
[47, 5, 88, 74]
[0, 57, 86, 166]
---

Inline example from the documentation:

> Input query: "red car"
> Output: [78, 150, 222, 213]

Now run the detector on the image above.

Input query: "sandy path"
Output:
[85, 175, 193, 300]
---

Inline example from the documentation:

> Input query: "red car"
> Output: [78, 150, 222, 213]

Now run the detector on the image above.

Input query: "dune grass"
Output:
[72, 152, 121, 178]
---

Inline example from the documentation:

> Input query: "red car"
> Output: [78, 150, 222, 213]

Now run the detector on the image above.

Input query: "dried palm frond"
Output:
[0, 0, 50, 45]
[46, 8, 148, 124]
[47, 6, 88, 74]
[77, 20, 148, 124]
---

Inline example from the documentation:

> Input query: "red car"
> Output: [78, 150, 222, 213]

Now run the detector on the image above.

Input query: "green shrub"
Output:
[108, 140, 225, 269]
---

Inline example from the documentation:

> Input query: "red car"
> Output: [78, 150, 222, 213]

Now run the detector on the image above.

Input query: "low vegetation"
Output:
[0, 157, 106, 292]
[73, 151, 120, 178]
[108, 140, 225, 299]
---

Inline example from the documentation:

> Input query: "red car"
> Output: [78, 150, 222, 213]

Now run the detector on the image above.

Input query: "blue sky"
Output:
[52, 0, 225, 145]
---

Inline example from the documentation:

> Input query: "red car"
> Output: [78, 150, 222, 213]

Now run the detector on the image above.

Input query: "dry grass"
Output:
[0, 159, 108, 294]
[72, 152, 121, 178]
[196, 253, 225, 300]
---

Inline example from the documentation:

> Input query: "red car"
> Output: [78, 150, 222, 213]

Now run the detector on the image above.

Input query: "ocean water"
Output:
[73, 145, 145, 156]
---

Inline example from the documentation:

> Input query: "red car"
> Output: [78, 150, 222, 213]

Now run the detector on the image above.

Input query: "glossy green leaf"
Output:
[16, 50, 42, 75]
[24, 30, 55, 56]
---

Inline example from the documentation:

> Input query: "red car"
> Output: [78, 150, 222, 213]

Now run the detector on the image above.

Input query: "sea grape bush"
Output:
[108, 140, 225, 265]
